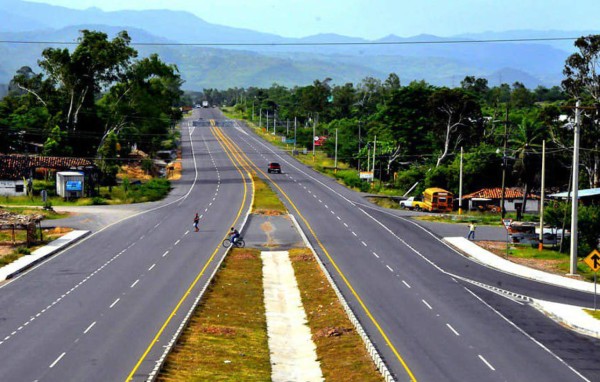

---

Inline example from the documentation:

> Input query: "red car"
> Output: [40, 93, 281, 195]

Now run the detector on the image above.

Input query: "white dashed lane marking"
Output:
[478, 355, 495, 371]
[131, 280, 139, 288]
[386, 265, 394, 272]
[446, 323, 460, 336]
[372, 252, 379, 258]
[422, 300, 433, 310]
[174, 240, 181, 246]
[352, 231, 357, 237]
[162, 250, 169, 257]
[49, 352, 66, 368]
[148, 264, 156, 271]
[402, 280, 411, 288]
[83, 321, 96, 334]
[361, 241, 367, 247]
[109, 298, 120, 309]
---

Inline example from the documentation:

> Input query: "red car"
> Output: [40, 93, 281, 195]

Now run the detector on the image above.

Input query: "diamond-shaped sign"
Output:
[584, 249, 600, 272]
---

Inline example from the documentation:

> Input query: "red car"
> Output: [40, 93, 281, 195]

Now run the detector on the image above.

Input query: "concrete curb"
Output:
[289, 214, 396, 382]
[443, 237, 596, 294]
[0, 230, 90, 281]
[531, 299, 600, 339]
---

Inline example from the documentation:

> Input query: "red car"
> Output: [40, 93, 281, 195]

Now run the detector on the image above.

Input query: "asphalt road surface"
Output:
[210, 109, 600, 382]
[2, 107, 599, 382]
[0, 109, 252, 381]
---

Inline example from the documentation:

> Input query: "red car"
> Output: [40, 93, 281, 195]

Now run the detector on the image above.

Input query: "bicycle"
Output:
[222, 236, 245, 248]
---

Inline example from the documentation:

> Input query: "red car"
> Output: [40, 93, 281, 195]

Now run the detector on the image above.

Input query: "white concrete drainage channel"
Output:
[261, 250, 324, 382]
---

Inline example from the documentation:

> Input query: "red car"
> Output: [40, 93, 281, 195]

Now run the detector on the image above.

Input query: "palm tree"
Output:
[509, 116, 546, 219]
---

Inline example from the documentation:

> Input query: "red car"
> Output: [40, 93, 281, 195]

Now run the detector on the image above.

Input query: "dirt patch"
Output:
[477, 241, 565, 275]
[252, 209, 286, 216]
[201, 325, 237, 336]
[231, 250, 257, 260]
[118, 164, 152, 181]
[313, 326, 353, 339]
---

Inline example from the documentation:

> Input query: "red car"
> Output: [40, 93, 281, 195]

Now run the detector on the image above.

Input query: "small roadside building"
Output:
[0, 154, 96, 197]
[462, 187, 540, 212]
[56, 171, 85, 198]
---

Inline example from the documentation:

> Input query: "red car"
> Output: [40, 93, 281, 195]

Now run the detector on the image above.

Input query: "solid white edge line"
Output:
[464, 287, 590, 381]
[49, 352, 66, 368]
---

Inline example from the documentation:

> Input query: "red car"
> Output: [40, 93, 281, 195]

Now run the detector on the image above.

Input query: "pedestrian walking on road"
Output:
[467, 222, 476, 240]
[193, 213, 200, 232]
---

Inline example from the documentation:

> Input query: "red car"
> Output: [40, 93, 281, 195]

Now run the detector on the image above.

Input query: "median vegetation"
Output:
[158, 170, 384, 381]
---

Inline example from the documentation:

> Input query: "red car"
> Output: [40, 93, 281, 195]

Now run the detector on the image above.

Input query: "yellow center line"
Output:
[214, 125, 418, 381]
[125, 123, 252, 381]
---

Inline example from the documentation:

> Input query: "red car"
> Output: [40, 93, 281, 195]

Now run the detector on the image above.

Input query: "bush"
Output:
[335, 170, 370, 191]
[16, 247, 31, 255]
[544, 202, 600, 256]
[92, 196, 108, 205]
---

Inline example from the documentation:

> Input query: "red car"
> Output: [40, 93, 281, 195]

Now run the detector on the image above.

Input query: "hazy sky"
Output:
[26, 0, 600, 39]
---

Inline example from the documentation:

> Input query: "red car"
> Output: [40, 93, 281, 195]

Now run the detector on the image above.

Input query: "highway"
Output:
[210, 109, 600, 381]
[0, 106, 598, 381]
[0, 109, 253, 381]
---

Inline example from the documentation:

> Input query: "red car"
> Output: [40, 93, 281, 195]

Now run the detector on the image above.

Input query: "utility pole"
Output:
[334, 128, 338, 173]
[266, 111, 269, 132]
[312, 116, 316, 161]
[294, 117, 297, 153]
[259, 108, 262, 127]
[500, 104, 509, 219]
[252, 102, 255, 121]
[569, 100, 581, 275]
[372, 135, 377, 185]
[357, 120, 362, 171]
[286, 119, 289, 137]
[459, 146, 463, 215]
[539, 140, 546, 251]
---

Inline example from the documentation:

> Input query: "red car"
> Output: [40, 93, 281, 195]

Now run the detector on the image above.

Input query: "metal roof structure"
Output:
[549, 188, 600, 199]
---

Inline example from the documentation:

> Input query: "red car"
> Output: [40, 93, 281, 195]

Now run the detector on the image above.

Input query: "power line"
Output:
[0, 37, 580, 47]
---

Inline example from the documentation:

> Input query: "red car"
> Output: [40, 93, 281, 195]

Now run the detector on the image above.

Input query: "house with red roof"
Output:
[461, 187, 540, 213]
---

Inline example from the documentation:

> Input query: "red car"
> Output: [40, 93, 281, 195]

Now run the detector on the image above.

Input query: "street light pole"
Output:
[569, 100, 581, 275]
[500, 104, 509, 219]
[357, 120, 362, 171]
[294, 117, 297, 153]
[459, 146, 463, 215]
[334, 128, 338, 173]
[539, 139, 546, 251]
[372, 135, 377, 185]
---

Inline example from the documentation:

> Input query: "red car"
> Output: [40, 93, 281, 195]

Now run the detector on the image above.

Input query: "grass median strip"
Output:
[157, 248, 271, 382]
[289, 248, 385, 382]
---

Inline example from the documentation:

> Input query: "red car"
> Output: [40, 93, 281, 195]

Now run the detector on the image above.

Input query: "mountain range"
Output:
[0, 0, 597, 91]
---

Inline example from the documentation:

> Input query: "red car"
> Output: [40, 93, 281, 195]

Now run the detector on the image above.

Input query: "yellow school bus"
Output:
[422, 187, 454, 212]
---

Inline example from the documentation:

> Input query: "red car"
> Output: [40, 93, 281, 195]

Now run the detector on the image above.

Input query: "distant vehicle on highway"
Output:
[202, 101, 209, 108]
[267, 162, 281, 173]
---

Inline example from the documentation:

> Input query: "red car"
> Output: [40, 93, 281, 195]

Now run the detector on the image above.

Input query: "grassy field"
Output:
[416, 211, 538, 226]
[157, 248, 271, 382]
[289, 248, 384, 381]
[479, 241, 596, 282]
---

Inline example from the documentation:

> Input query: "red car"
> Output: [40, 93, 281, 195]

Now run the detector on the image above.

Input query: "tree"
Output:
[428, 88, 482, 167]
[38, 30, 137, 155]
[510, 117, 546, 216]
[461, 76, 489, 98]
[562, 34, 600, 187]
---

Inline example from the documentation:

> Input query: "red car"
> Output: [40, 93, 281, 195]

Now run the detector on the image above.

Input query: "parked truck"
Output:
[202, 100, 209, 108]
[399, 196, 426, 210]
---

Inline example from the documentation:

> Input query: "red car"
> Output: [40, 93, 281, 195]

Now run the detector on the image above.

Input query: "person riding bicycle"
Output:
[229, 227, 240, 244]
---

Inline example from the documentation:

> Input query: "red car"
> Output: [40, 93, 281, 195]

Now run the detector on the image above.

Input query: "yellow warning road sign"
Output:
[584, 249, 600, 272]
